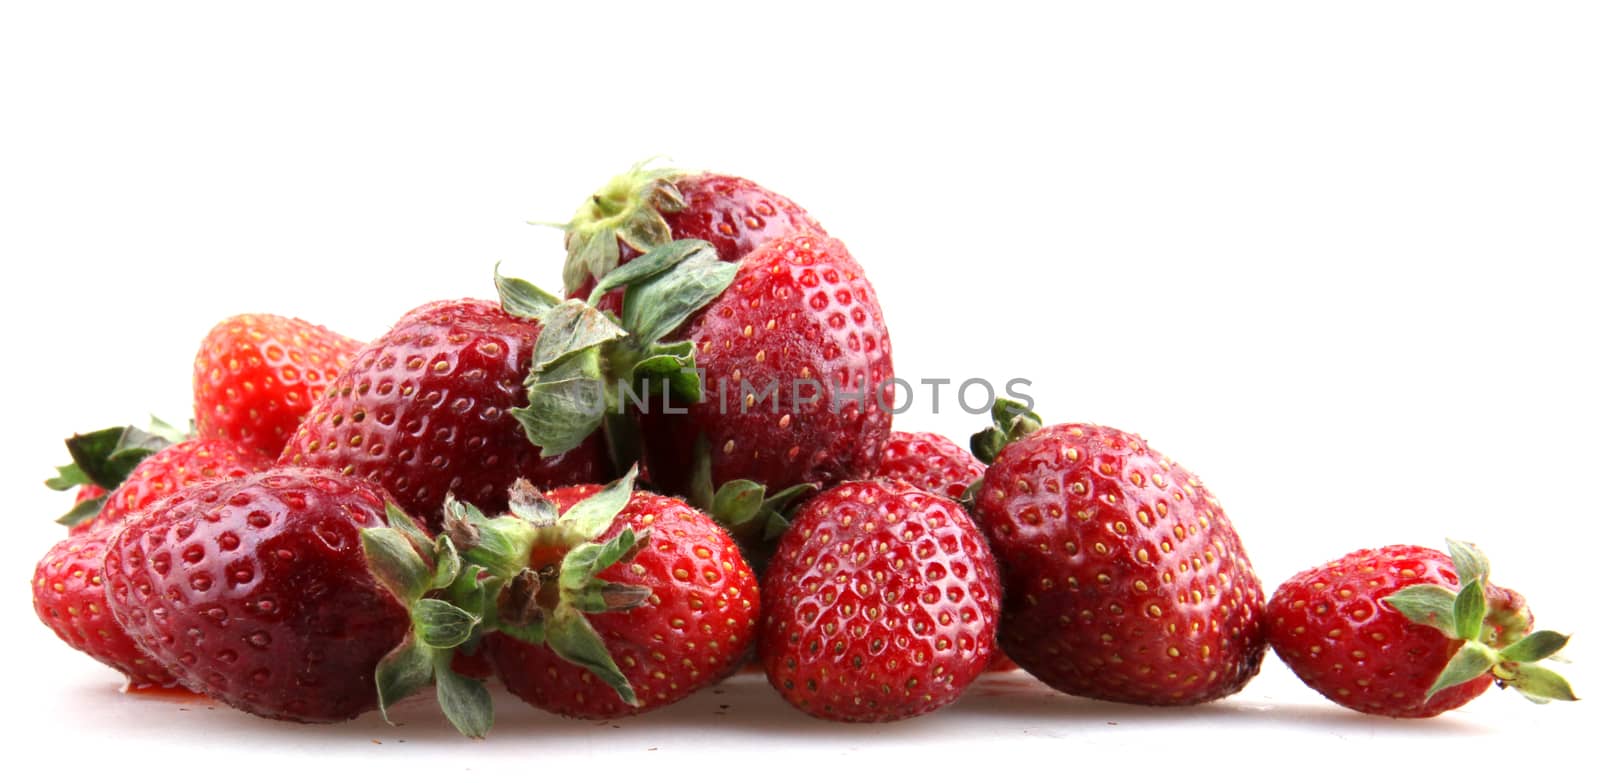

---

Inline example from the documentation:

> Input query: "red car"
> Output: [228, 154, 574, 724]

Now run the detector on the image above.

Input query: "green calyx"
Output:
[496, 240, 738, 466]
[970, 398, 1043, 466]
[362, 504, 492, 738]
[1382, 539, 1577, 705]
[685, 436, 814, 567]
[556, 160, 691, 295]
[45, 418, 187, 527]
[366, 467, 655, 737]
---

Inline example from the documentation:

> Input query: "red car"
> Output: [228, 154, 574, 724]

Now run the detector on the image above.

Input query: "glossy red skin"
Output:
[638, 231, 893, 496]
[1267, 545, 1527, 718]
[973, 424, 1266, 705]
[873, 432, 985, 501]
[77, 439, 272, 536]
[761, 480, 1001, 722]
[194, 314, 363, 456]
[280, 299, 613, 531]
[33, 527, 180, 687]
[567, 171, 825, 303]
[487, 486, 760, 719]
[74, 484, 107, 505]
[103, 468, 410, 723]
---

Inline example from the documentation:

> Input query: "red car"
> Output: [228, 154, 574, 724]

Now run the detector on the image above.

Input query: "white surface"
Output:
[2, 1, 1594, 779]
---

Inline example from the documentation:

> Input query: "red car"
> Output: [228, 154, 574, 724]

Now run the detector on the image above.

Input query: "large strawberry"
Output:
[193, 313, 362, 456]
[508, 234, 892, 565]
[280, 298, 613, 531]
[411, 467, 759, 721]
[560, 162, 825, 304]
[33, 525, 178, 687]
[1268, 540, 1574, 717]
[760, 480, 1001, 721]
[968, 402, 1267, 705]
[102, 468, 455, 724]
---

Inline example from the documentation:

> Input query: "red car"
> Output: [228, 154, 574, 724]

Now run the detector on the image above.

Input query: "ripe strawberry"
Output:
[103, 468, 414, 723]
[1267, 540, 1574, 717]
[873, 431, 985, 504]
[561, 163, 824, 303]
[760, 480, 1001, 721]
[969, 402, 1267, 705]
[465, 469, 760, 720]
[636, 231, 894, 500]
[33, 525, 177, 688]
[280, 298, 613, 531]
[194, 313, 363, 456]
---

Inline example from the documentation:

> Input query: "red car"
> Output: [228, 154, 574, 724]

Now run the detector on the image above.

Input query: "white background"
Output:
[2, 1, 1594, 780]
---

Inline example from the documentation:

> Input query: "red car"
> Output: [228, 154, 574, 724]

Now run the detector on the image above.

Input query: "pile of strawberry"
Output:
[31, 164, 1575, 737]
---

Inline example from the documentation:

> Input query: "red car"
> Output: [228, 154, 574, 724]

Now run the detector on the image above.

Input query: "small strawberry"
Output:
[103, 468, 427, 724]
[969, 402, 1267, 705]
[873, 431, 985, 504]
[33, 525, 178, 687]
[560, 162, 825, 303]
[759, 479, 1001, 721]
[447, 468, 760, 721]
[193, 313, 363, 456]
[280, 298, 614, 531]
[1267, 540, 1575, 718]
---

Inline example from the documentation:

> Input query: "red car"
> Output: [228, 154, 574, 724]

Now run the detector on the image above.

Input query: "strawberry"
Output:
[102, 468, 422, 723]
[759, 479, 1001, 721]
[504, 235, 892, 563]
[280, 298, 614, 531]
[449, 468, 759, 721]
[968, 402, 1267, 705]
[1267, 540, 1575, 717]
[873, 431, 985, 505]
[193, 313, 362, 456]
[33, 525, 178, 688]
[560, 163, 824, 304]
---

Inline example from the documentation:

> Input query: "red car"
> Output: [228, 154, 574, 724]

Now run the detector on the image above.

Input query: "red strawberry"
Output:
[873, 431, 985, 504]
[280, 298, 613, 531]
[969, 403, 1267, 705]
[102, 468, 414, 723]
[759, 480, 1001, 721]
[561, 163, 824, 303]
[33, 526, 177, 688]
[1267, 541, 1574, 717]
[637, 231, 894, 499]
[431, 468, 759, 720]
[508, 235, 893, 563]
[194, 313, 362, 456]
